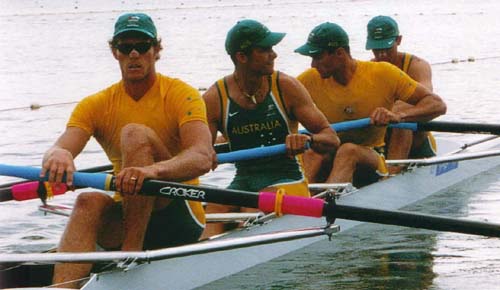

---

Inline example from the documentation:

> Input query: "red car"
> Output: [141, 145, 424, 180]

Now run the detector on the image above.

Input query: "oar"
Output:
[387, 148, 500, 166]
[218, 119, 500, 163]
[0, 164, 113, 202]
[0, 225, 339, 264]
[393, 120, 500, 135]
[1, 164, 500, 238]
[217, 118, 372, 163]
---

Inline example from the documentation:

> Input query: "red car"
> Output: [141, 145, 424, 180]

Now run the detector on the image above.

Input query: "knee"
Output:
[336, 143, 358, 157]
[74, 192, 113, 214]
[120, 123, 153, 152]
[121, 123, 148, 144]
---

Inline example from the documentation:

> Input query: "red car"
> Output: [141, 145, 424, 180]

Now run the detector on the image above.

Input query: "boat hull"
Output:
[82, 137, 500, 290]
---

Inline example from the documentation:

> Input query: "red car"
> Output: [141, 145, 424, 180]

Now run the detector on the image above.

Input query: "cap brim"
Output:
[114, 28, 155, 39]
[365, 37, 396, 50]
[294, 43, 323, 56]
[255, 32, 286, 48]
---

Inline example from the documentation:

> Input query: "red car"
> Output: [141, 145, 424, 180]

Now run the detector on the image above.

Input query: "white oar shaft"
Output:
[0, 225, 338, 265]
[387, 149, 500, 166]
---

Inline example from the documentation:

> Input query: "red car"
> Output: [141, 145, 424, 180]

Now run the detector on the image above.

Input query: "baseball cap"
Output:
[113, 13, 157, 39]
[366, 15, 399, 50]
[294, 22, 349, 56]
[225, 19, 286, 55]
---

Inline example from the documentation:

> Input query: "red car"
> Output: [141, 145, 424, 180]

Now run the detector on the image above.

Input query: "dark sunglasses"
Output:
[114, 42, 153, 54]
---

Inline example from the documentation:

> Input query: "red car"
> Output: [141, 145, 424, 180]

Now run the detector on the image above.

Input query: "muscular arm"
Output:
[202, 85, 222, 145]
[147, 120, 215, 181]
[279, 72, 340, 154]
[41, 126, 91, 186]
[398, 83, 446, 122]
[407, 57, 433, 91]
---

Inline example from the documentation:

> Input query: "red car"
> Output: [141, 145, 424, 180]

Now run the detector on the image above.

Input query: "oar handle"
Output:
[0, 164, 114, 192]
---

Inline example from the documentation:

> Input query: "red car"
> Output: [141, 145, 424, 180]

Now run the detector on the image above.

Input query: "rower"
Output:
[366, 15, 438, 174]
[295, 22, 446, 187]
[202, 19, 339, 237]
[40, 13, 214, 288]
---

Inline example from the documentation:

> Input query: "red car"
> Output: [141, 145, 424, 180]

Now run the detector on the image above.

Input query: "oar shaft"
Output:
[334, 204, 500, 238]
[218, 118, 372, 164]
[393, 121, 500, 135]
[3, 164, 500, 238]
[139, 180, 260, 208]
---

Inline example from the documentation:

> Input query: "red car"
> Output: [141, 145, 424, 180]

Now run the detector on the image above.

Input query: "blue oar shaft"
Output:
[0, 164, 113, 191]
[218, 118, 372, 164]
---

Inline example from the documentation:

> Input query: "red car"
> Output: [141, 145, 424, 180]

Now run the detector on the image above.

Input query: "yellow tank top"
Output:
[401, 53, 413, 73]
[297, 60, 417, 147]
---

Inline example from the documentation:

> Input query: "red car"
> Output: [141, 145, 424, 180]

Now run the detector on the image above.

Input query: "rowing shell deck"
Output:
[78, 136, 500, 290]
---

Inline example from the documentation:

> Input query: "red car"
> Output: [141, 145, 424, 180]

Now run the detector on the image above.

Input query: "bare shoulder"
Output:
[407, 54, 433, 90]
[201, 82, 219, 101]
[411, 55, 431, 70]
[201, 81, 222, 120]
[277, 71, 307, 93]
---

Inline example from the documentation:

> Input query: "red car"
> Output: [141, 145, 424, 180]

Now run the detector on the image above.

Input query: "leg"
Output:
[386, 128, 413, 174]
[386, 101, 415, 174]
[327, 143, 380, 183]
[52, 192, 118, 288]
[119, 124, 172, 251]
[201, 203, 239, 239]
[303, 149, 332, 183]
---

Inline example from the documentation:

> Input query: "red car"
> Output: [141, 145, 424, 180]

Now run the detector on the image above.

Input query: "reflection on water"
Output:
[202, 167, 500, 289]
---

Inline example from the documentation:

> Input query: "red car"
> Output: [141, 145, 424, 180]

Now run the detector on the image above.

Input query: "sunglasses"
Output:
[114, 42, 153, 54]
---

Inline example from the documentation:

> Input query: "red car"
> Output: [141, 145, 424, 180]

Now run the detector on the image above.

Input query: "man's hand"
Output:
[115, 166, 157, 195]
[285, 133, 311, 157]
[40, 148, 76, 186]
[370, 107, 402, 126]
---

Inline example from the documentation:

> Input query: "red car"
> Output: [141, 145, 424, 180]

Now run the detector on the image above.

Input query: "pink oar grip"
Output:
[258, 192, 324, 217]
[12, 181, 67, 201]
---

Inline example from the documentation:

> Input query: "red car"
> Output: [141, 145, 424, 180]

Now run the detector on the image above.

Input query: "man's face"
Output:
[244, 46, 278, 76]
[113, 37, 158, 82]
[371, 36, 401, 63]
[311, 50, 338, 79]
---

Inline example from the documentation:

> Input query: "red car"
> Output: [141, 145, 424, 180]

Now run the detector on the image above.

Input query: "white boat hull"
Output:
[81, 136, 500, 290]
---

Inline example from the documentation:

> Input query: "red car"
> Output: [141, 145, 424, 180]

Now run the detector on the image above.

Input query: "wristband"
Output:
[304, 132, 314, 147]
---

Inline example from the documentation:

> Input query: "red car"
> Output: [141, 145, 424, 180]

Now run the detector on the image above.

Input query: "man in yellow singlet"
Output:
[40, 13, 215, 288]
[366, 15, 437, 174]
[295, 22, 446, 187]
[202, 19, 339, 237]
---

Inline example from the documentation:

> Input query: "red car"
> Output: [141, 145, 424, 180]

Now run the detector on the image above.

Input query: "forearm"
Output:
[308, 127, 340, 154]
[400, 94, 446, 122]
[148, 147, 214, 182]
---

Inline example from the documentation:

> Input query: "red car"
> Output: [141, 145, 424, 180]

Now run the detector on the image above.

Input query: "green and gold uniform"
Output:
[400, 53, 437, 158]
[216, 71, 309, 196]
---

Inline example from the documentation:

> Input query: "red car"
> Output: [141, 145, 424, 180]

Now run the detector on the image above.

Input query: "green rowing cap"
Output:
[113, 13, 157, 39]
[294, 22, 349, 56]
[225, 19, 285, 55]
[366, 15, 399, 50]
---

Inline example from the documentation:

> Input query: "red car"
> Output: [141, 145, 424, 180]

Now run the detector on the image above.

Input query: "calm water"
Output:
[1, 0, 500, 289]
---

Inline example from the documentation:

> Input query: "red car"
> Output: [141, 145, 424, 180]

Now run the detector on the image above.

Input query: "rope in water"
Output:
[1, 55, 499, 113]
[431, 55, 500, 65]
[0, 87, 209, 113]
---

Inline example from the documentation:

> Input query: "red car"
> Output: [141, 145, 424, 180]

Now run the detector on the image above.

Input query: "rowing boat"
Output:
[2, 133, 499, 289]
[82, 135, 500, 290]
